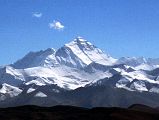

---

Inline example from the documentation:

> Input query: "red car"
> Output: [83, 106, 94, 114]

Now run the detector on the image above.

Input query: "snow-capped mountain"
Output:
[117, 57, 159, 70]
[0, 36, 159, 107]
[13, 37, 116, 69]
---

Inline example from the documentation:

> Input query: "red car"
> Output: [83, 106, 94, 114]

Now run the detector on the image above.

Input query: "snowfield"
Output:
[0, 37, 159, 102]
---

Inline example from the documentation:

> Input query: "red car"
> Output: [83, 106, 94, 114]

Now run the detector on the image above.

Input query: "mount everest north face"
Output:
[1, 37, 159, 107]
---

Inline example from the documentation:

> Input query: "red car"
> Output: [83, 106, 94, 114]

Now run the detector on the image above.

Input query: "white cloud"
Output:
[32, 12, 42, 18]
[49, 20, 64, 30]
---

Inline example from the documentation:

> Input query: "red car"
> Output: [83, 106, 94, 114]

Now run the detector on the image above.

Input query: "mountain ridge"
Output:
[0, 37, 159, 107]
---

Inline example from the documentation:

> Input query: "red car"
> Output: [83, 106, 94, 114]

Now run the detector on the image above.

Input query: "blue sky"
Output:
[0, 0, 159, 65]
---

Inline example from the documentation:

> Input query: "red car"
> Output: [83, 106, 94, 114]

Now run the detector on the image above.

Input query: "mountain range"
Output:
[1, 36, 159, 108]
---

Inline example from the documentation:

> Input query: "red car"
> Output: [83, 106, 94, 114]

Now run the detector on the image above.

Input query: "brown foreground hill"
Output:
[0, 104, 159, 120]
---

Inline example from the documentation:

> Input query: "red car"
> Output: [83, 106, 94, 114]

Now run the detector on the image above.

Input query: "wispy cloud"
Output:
[49, 20, 64, 30]
[32, 12, 42, 18]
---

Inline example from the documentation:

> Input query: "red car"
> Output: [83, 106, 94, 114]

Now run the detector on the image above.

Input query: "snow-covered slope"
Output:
[55, 37, 116, 68]
[12, 48, 58, 69]
[13, 37, 116, 69]
[0, 36, 159, 104]
[117, 57, 159, 70]
[0, 37, 118, 100]
[0, 83, 22, 101]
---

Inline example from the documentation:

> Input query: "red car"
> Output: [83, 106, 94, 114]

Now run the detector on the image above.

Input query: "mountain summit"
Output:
[13, 37, 116, 69]
[56, 37, 116, 68]
[0, 37, 159, 107]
